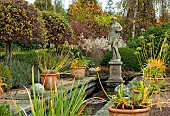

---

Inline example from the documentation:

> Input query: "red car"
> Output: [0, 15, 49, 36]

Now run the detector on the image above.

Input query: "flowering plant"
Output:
[143, 58, 166, 84]
[70, 56, 89, 69]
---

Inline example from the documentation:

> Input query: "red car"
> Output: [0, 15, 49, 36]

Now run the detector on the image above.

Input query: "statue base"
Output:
[106, 59, 124, 89]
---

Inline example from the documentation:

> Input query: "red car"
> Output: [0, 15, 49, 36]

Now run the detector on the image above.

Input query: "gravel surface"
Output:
[149, 91, 170, 116]
[150, 107, 170, 116]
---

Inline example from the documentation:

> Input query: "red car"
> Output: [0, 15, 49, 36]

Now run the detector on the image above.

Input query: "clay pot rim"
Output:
[108, 106, 150, 113]
[41, 73, 60, 76]
[70, 67, 86, 69]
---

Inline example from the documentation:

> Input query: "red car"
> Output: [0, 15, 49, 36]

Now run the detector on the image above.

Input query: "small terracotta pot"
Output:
[70, 67, 86, 80]
[108, 106, 150, 116]
[40, 73, 60, 90]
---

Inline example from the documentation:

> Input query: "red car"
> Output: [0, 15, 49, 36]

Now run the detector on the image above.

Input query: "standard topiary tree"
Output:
[42, 11, 74, 46]
[0, 0, 46, 67]
[0, 0, 46, 55]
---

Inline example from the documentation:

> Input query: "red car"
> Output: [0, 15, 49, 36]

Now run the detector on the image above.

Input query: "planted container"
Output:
[70, 67, 86, 80]
[108, 107, 150, 116]
[41, 72, 60, 90]
[70, 57, 88, 80]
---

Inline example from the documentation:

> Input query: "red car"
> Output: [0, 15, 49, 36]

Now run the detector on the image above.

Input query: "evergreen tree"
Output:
[54, 0, 67, 17]
[105, 0, 114, 14]
[34, 0, 54, 11]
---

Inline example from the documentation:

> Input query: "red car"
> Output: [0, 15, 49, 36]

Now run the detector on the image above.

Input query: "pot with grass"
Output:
[37, 46, 73, 90]
[108, 82, 152, 116]
[94, 67, 169, 116]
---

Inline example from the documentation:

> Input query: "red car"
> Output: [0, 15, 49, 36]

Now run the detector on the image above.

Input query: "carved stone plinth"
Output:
[106, 59, 124, 88]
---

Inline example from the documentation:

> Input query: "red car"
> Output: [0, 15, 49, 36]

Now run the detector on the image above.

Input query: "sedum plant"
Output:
[70, 57, 89, 69]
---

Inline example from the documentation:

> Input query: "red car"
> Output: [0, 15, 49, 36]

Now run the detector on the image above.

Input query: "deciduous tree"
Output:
[0, 0, 46, 54]
[42, 11, 74, 46]
[0, 0, 46, 66]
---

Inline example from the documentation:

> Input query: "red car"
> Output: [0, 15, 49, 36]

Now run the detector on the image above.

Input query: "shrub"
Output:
[0, 103, 12, 116]
[127, 23, 170, 63]
[0, 64, 12, 91]
[11, 51, 39, 87]
[12, 51, 37, 66]
[12, 43, 42, 51]
[119, 48, 140, 72]
[69, 1, 110, 39]
[101, 48, 140, 72]
[42, 11, 74, 46]
[11, 60, 33, 88]
[100, 50, 112, 67]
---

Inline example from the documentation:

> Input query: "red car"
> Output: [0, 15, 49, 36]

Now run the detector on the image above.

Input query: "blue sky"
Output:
[26, 0, 120, 10]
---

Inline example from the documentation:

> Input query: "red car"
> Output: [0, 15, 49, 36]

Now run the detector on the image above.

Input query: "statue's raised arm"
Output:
[108, 17, 122, 61]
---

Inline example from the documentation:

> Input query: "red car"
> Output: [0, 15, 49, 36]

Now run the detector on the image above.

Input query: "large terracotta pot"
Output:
[40, 73, 60, 90]
[70, 67, 86, 80]
[108, 106, 150, 116]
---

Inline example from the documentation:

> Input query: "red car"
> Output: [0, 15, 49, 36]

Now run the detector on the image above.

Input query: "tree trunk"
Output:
[132, 0, 138, 38]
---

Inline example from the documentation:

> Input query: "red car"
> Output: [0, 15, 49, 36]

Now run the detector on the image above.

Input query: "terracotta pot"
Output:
[70, 67, 86, 80]
[40, 73, 60, 90]
[108, 106, 150, 116]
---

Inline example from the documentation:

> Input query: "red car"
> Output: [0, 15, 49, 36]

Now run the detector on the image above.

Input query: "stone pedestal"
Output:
[106, 59, 124, 89]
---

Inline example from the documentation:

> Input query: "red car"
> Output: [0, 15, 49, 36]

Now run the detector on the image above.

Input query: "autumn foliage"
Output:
[42, 11, 74, 46]
[68, 0, 111, 40]
[69, 0, 102, 22]
[0, 0, 46, 44]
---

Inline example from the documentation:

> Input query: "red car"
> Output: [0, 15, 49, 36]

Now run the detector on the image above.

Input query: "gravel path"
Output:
[150, 107, 170, 116]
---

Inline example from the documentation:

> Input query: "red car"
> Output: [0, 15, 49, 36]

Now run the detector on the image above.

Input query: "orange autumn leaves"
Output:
[0, 78, 6, 94]
[143, 59, 166, 80]
[69, 0, 102, 22]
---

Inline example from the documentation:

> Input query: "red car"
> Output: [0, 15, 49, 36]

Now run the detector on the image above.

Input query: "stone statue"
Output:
[108, 17, 122, 61]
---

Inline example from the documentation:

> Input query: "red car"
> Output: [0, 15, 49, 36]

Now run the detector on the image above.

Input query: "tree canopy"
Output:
[0, 0, 46, 44]
[68, 0, 102, 22]
[34, 0, 54, 11]
[42, 11, 74, 46]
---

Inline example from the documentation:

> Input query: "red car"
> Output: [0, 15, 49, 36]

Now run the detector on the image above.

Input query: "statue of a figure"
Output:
[108, 17, 122, 61]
